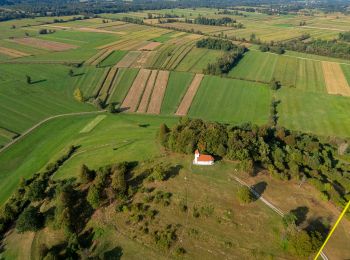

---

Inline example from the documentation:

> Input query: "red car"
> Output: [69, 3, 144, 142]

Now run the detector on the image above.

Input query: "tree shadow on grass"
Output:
[290, 206, 309, 226]
[165, 164, 182, 180]
[251, 181, 267, 200]
[30, 79, 47, 84]
[103, 246, 123, 260]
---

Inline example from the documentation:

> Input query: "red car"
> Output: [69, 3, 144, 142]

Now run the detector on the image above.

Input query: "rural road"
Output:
[231, 174, 329, 260]
[0, 110, 106, 154]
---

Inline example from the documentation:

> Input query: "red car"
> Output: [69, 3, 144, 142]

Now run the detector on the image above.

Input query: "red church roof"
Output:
[197, 154, 214, 162]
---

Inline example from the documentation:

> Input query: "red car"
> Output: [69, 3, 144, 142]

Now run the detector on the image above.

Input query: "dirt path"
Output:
[137, 70, 158, 113]
[322, 61, 350, 96]
[147, 70, 170, 114]
[122, 69, 151, 112]
[0, 111, 106, 154]
[175, 74, 204, 116]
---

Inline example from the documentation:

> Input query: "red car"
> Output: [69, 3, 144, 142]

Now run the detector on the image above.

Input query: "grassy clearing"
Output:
[108, 68, 139, 105]
[0, 113, 179, 205]
[189, 76, 272, 125]
[151, 31, 182, 43]
[79, 115, 107, 133]
[277, 88, 350, 137]
[161, 71, 195, 115]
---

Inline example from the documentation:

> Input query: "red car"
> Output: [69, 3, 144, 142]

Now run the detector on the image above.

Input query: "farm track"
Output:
[147, 70, 170, 114]
[175, 74, 204, 116]
[122, 69, 152, 112]
[137, 70, 158, 113]
[0, 111, 106, 154]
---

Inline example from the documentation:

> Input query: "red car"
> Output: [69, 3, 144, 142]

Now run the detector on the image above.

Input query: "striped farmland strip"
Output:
[93, 68, 111, 98]
[97, 66, 119, 102]
[0, 47, 30, 58]
[91, 49, 114, 66]
[85, 49, 109, 65]
[175, 74, 204, 116]
[147, 70, 170, 114]
[122, 69, 152, 112]
[116, 51, 141, 68]
[137, 70, 158, 113]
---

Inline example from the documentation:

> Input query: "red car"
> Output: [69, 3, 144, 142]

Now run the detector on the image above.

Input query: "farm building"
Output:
[193, 149, 214, 166]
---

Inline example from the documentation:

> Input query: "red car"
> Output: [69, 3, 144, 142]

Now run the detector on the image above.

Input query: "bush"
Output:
[16, 206, 44, 233]
[237, 186, 254, 204]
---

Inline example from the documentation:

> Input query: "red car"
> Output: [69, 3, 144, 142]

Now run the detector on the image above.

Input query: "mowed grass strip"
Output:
[79, 115, 107, 133]
[341, 64, 350, 86]
[188, 76, 272, 125]
[108, 68, 139, 105]
[161, 71, 195, 115]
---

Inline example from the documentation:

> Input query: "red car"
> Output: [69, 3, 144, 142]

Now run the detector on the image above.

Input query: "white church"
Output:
[193, 149, 214, 166]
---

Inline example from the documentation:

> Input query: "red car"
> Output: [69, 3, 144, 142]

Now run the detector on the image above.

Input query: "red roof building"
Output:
[193, 150, 214, 165]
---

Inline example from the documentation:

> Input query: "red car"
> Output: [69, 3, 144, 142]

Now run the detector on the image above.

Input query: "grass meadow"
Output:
[189, 76, 272, 125]
[277, 88, 350, 137]
[0, 63, 95, 133]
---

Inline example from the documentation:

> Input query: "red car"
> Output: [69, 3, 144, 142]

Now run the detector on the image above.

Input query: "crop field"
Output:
[322, 61, 350, 96]
[188, 76, 272, 124]
[161, 71, 195, 115]
[116, 51, 141, 68]
[98, 50, 127, 67]
[108, 68, 139, 105]
[176, 47, 223, 73]
[137, 70, 158, 113]
[147, 70, 170, 114]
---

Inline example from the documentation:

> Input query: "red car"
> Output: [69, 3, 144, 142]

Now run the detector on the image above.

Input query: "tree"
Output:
[87, 185, 102, 209]
[237, 186, 254, 204]
[26, 75, 31, 84]
[111, 164, 127, 197]
[108, 103, 115, 113]
[16, 206, 44, 233]
[73, 88, 84, 102]
[270, 78, 280, 90]
[69, 69, 74, 77]
[27, 178, 47, 201]
[79, 164, 95, 184]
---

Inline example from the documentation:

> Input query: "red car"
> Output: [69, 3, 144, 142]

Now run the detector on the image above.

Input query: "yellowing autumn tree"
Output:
[73, 88, 84, 102]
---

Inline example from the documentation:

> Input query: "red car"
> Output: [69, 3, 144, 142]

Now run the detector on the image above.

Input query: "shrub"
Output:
[237, 186, 254, 204]
[16, 206, 44, 233]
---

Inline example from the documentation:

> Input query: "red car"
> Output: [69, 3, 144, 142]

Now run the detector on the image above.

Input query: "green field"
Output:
[99, 50, 127, 67]
[176, 47, 223, 73]
[277, 88, 350, 137]
[108, 68, 139, 105]
[161, 71, 194, 114]
[189, 76, 272, 125]
[0, 63, 94, 133]
[341, 64, 350, 85]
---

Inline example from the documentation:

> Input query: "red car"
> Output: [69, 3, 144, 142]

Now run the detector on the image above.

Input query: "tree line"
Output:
[196, 38, 238, 51]
[186, 16, 237, 26]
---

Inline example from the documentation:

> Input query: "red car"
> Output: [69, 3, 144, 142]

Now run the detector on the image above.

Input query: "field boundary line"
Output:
[0, 110, 106, 154]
